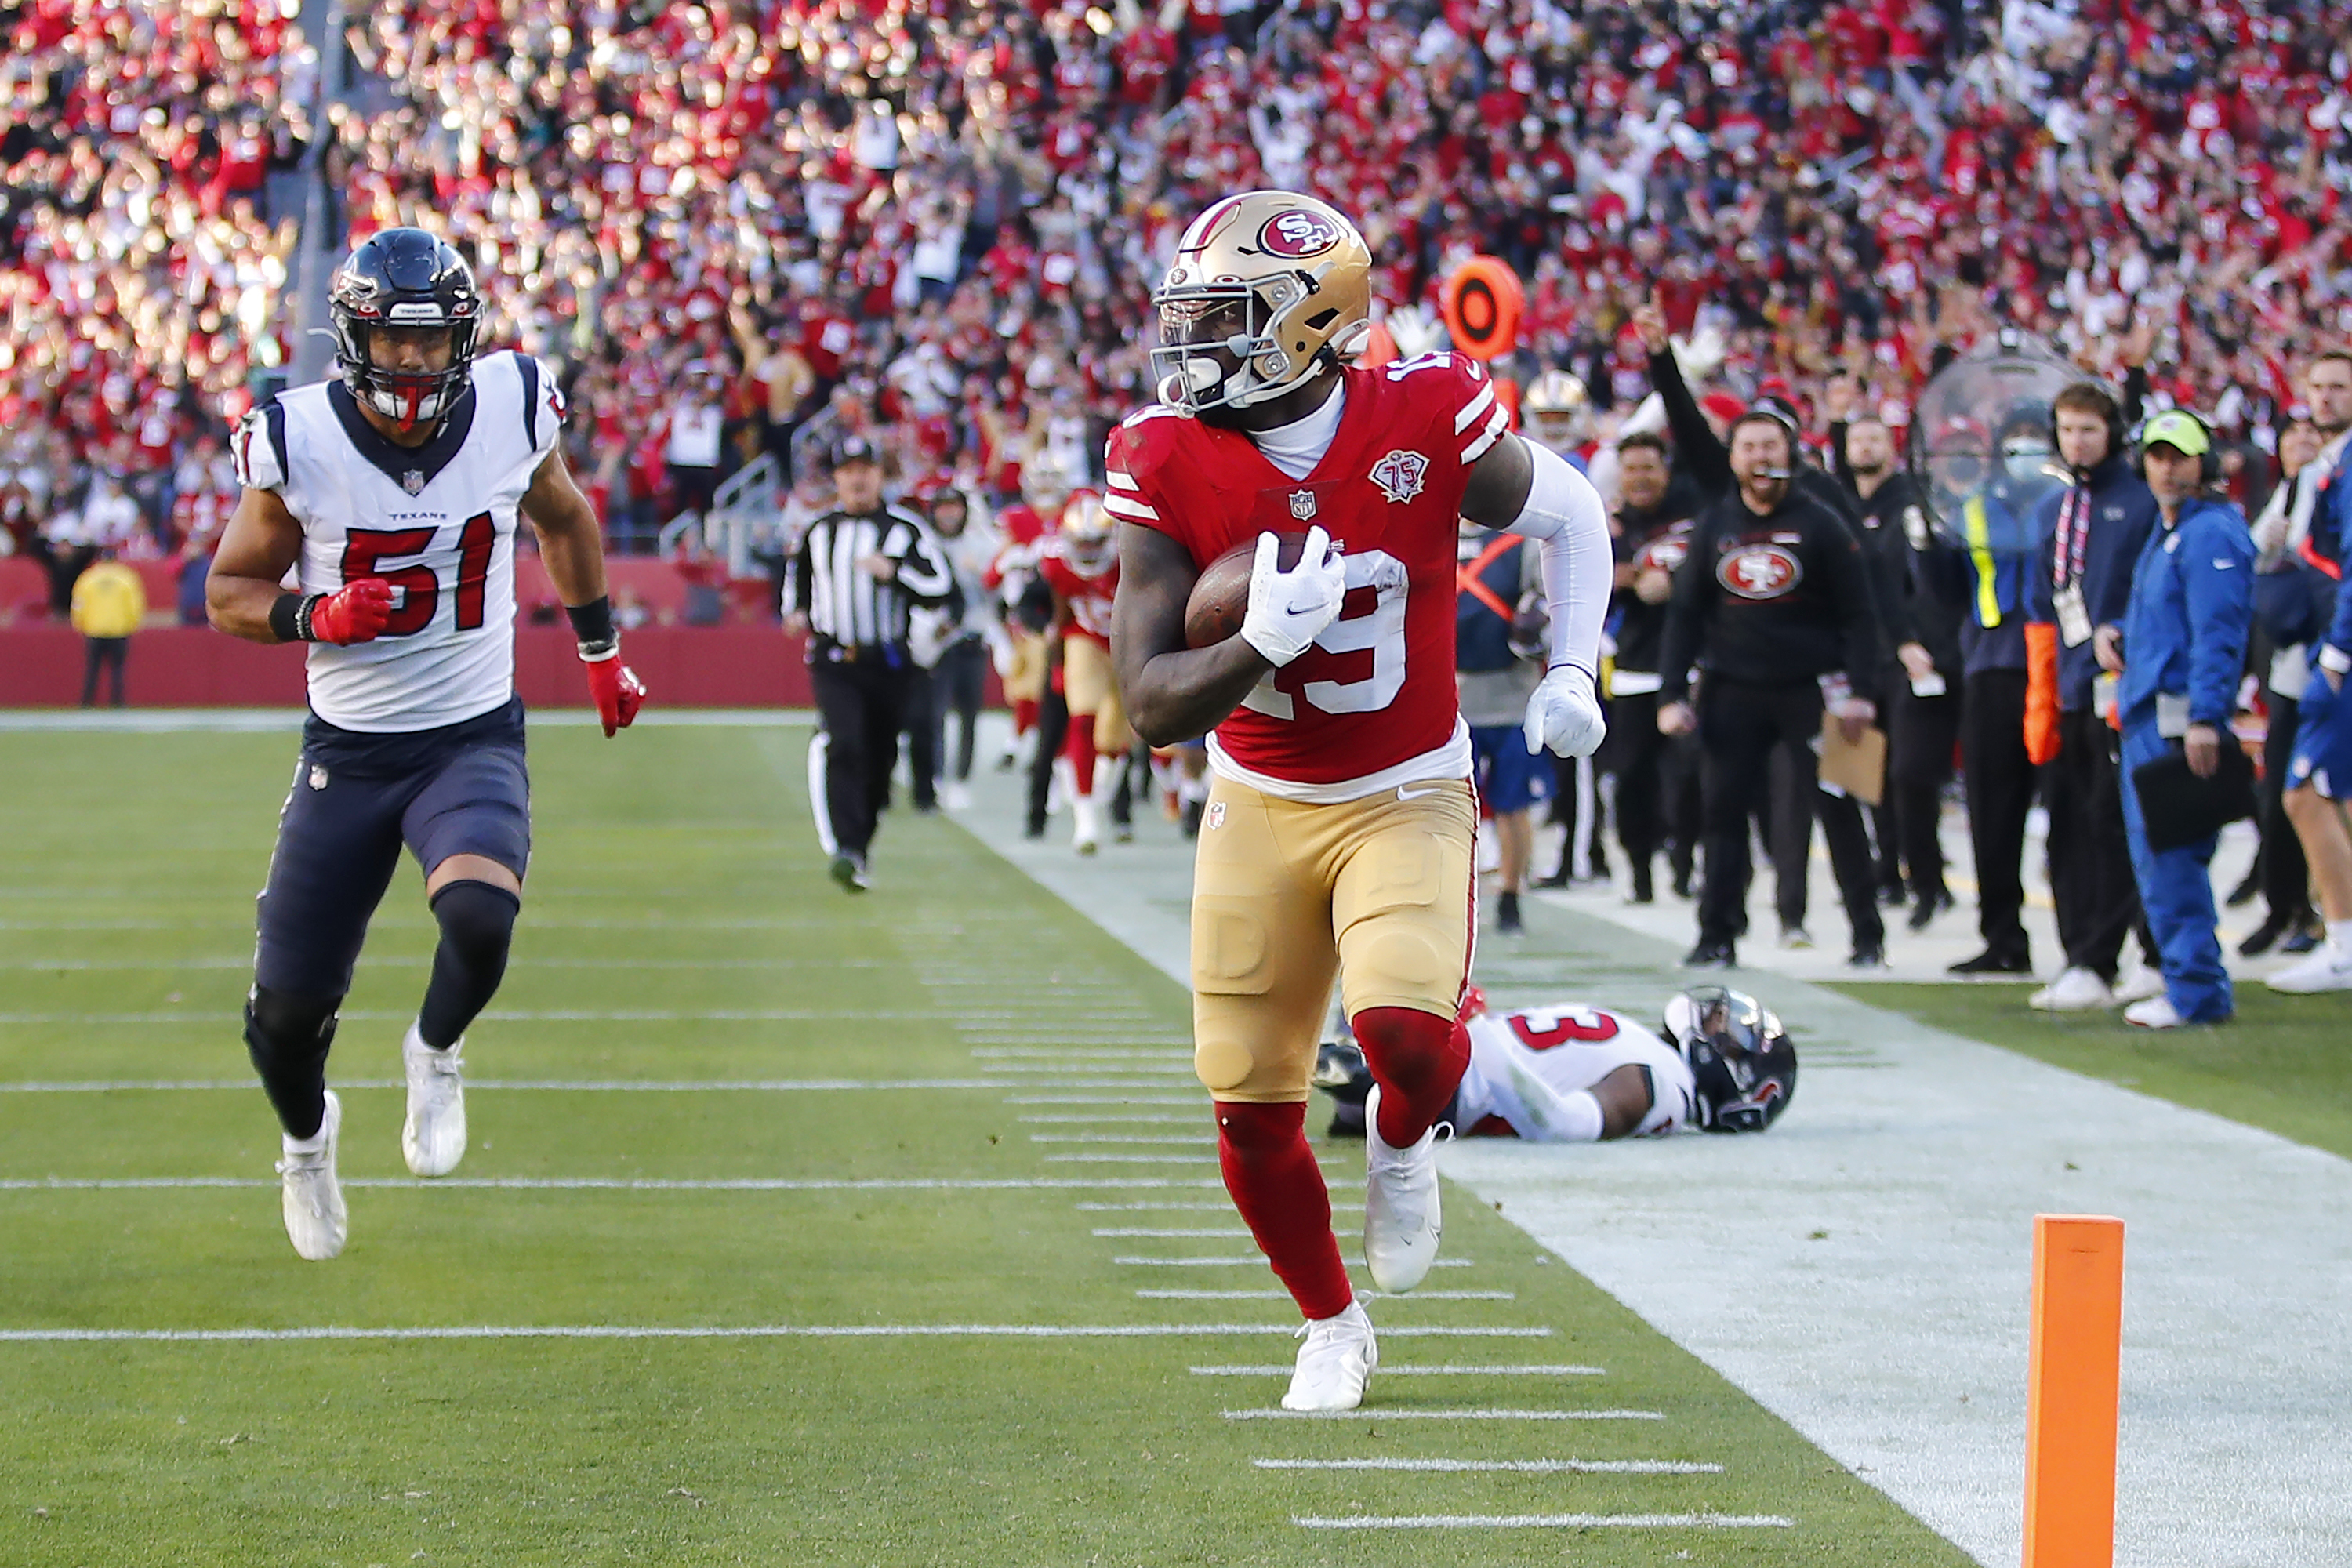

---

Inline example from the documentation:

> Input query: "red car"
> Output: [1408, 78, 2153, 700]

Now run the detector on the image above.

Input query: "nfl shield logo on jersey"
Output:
[401, 469, 426, 496]
[1289, 488, 1318, 521]
[1369, 449, 1428, 503]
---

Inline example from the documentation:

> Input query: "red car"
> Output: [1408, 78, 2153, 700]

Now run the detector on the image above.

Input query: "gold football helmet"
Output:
[1058, 488, 1115, 573]
[1151, 191, 1374, 417]
[1523, 369, 1591, 450]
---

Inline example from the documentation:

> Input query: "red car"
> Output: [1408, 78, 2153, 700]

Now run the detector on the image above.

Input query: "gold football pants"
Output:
[1189, 772, 1475, 1103]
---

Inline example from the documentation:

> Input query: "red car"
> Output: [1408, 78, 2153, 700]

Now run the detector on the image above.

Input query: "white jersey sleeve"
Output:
[274, 350, 557, 732]
[1454, 1004, 1699, 1141]
[231, 400, 288, 493]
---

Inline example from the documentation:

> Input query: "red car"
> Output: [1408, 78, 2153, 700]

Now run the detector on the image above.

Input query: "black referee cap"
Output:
[832, 434, 880, 469]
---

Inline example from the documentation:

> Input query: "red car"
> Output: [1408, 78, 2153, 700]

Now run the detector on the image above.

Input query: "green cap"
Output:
[2141, 409, 2211, 458]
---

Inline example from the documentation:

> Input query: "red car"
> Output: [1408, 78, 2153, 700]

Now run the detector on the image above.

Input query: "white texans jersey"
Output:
[1453, 1004, 1699, 1140]
[232, 350, 564, 732]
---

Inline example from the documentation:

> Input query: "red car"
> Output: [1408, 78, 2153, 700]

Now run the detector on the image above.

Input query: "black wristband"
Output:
[269, 593, 310, 644]
[566, 595, 617, 652]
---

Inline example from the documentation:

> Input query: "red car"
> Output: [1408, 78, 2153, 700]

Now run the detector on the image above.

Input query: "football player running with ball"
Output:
[208, 229, 644, 1261]
[1109, 193, 1613, 1411]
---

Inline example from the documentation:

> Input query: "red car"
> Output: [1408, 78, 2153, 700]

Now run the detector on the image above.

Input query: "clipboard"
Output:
[1817, 713, 1888, 806]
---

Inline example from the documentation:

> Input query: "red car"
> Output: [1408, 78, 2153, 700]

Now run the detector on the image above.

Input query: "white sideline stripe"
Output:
[2, 1178, 1217, 1193]
[1258, 1458, 1715, 1474]
[1148, 1290, 1512, 1301]
[0, 1079, 1030, 1094]
[1037, 1137, 1212, 1147]
[0, 1323, 1553, 1343]
[1229, 1409, 1664, 1422]
[1202, 1364, 1595, 1377]
[1094, 1227, 1247, 1238]
[1293, 1512, 1789, 1530]
[0, 920, 890, 933]
[1076, 1202, 1230, 1211]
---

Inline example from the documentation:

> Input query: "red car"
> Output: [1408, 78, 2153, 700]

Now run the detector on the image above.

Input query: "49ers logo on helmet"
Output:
[1717, 543, 1802, 600]
[1258, 210, 1342, 258]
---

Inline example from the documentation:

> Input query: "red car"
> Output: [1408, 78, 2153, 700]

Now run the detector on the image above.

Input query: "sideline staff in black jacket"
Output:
[1658, 408, 1887, 967]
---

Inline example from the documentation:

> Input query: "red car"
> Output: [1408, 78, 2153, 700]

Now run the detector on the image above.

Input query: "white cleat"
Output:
[2028, 966, 2114, 1012]
[1363, 1086, 1443, 1294]
[2122, 994, 2184, 1029]
[942, 780, 972, 812]
[1282, 1298, 1378, 1412]
[2269, 942, 2352, 993]
[401, 1022, 467, 1178]
[278, 1089, 347, 1261]
[2111, 963, 2166, 1005]
[1072, 794, 1102, 856]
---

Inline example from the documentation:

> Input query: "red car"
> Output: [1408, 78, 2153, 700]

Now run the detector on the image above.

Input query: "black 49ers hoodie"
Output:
[1657, 485, 1886, 704]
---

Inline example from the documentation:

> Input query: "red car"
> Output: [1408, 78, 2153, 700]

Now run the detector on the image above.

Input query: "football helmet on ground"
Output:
[1661, 987, 1797, 1132]
[328, 227, 482, 432]
[1150, 191, 1373, 419]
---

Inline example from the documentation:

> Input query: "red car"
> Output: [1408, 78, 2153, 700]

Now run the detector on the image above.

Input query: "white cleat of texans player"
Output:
[208, 228, 645, 1258]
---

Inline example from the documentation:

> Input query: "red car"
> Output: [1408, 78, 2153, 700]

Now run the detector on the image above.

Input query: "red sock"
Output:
[1353, 1005, 1471, 1148]
[1214, 1101, 1353, 1320]
[1065, 714, 1098, 795]
[1013, 698, 1038, 737]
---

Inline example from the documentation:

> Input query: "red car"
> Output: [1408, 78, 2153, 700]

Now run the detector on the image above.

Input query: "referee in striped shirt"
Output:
[785, 435, 954, 891]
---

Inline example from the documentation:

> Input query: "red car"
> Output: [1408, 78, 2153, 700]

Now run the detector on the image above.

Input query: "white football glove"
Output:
[1240, 524, 1346, 668]
[1524, 664, 1606, 757]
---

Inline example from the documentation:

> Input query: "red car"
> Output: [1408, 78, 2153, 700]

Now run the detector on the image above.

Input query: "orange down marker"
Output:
[2022, 1214, 2125, 1568]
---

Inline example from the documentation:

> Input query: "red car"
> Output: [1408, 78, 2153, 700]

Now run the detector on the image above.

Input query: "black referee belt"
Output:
[811, 638, 906, 666]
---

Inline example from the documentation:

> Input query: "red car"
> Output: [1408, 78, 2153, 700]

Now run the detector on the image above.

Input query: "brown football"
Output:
[1183, 532, 1312, 648]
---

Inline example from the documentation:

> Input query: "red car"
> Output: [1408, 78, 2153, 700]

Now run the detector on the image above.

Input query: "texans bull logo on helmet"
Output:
[1258, 209, 1345, 257]
[1716, 542, 1802, 600]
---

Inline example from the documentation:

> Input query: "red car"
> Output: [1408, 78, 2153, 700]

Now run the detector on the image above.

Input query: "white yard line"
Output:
[1206, 1364, 1595, 1377]
[1075, 1202, 1231, 1211]
[1046, 1154, 1221, 1166]
[0, 1009, 948, 1025]
[1257, 1458, 1711, 1472]
[1293, 1512, 1790, 1530]
[1144, 1291, 1513, 1301]
[1092, 1227, 1249, 1237]
[0, 1177, 1224, 1193]
[1000, 1095, 1199, 1106]
[0, 1323, 1552, 1343]
[1036, 1137, 1212, 1147]
[1018, 1115, 1200, 1125]
[0, 1079, 1033, 1094]
[0, 957, 898, 971]
[1228, 1408, 1663, 1422]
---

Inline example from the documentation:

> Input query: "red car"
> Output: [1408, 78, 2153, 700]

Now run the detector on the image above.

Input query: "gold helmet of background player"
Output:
[1523, 369, 1591, 449]
[1058, 488, 1115, 572]
[1151, 191, 1373, 419]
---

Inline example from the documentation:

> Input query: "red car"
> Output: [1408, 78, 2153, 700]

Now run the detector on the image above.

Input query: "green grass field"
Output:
[1, 723, 1976, 1566]
[1828, 982, 2352, 1164]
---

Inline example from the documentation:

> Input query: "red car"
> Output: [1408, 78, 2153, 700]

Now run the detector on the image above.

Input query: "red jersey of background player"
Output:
[1104, 351, 1512, 794]
[1039, 542, 1117, 645]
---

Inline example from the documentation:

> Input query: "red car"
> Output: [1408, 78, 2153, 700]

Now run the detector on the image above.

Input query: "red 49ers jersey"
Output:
[1105, 353, 1512, 798]
[1038, 543, 1118, 646]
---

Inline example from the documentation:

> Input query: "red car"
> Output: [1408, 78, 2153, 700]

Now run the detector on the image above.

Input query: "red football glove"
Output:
[582, 648, 646, 737]
[308, 579, 396, 645]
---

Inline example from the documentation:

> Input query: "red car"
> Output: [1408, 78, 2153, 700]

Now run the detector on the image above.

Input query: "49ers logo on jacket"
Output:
[1636, 533, 1690, 575]
[1716, 543, 1802, 600]
[1258, 210, 1343, 257]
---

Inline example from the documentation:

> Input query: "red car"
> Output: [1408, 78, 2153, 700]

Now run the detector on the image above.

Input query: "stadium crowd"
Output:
[5, 2, 2351, 1008]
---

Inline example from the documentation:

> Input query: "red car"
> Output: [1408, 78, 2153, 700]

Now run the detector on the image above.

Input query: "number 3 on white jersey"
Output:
[1240, 549, 1408, 721]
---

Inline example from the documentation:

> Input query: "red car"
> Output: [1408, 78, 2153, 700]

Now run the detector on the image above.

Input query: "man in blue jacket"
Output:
[2027, 383, 2160, 1011]
[2273, 367, 2352, 993]
[2105, 411, 2254, 1027]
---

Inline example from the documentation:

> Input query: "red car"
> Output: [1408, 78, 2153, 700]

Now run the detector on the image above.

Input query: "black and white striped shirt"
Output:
[787, 505, 954, 652]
